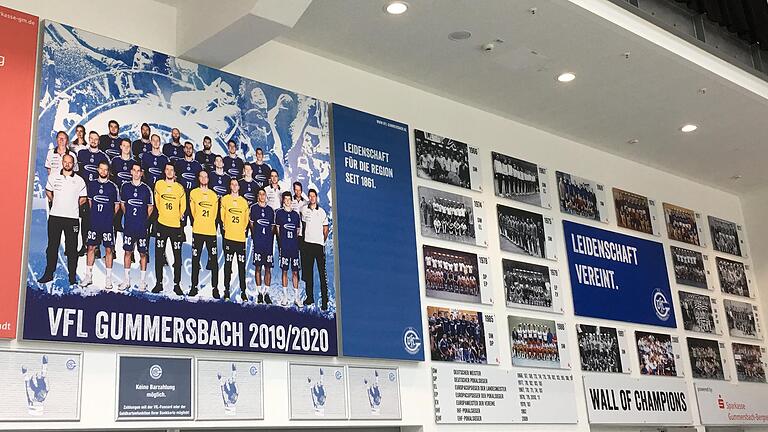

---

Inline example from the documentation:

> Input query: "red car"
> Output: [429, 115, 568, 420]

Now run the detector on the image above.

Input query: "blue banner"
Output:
[332, 104, 423, 360]
[563, 220, 676, 328]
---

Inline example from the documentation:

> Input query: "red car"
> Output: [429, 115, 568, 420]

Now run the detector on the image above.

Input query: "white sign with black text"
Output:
[431, 364, 577, 424]
[583, 374, 692, 425]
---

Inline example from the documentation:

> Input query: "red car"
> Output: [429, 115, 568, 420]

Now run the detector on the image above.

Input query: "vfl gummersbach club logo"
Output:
[403, 327, 422, 355]
[149, 364, 163, 380]
[653, 288, 671, 321]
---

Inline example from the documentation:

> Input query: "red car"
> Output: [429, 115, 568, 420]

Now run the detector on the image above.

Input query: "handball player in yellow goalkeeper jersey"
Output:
[152, 162, 186, 295]
[221, 178, 250, 301]
[188, 170, 220, 298]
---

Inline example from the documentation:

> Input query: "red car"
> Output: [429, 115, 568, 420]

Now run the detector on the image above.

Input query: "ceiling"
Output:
[275, 0, 768, 195]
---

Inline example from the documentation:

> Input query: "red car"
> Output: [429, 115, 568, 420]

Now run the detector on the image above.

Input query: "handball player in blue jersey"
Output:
[175, 141, 203, 225]
[250, 147, 271, 189]
[111, 139, 133, 237]
[131, 122, 151, 160]
[209, 155, 232, 198]
[77, 131, 109, 255]
[119, 161, 154, 291]
[110, 139, 134, 189]
[99, 120, 123, 160]
[140, 134, 169, 240]
[140, 134, 169, 191]
[249, 188, 274, 304]
[275, 191, 301, 307]
[194, 135, 217, 172]
[162, 127, 184, 160]
[223, 139, 244, 179]
[81, 161, 120, 290]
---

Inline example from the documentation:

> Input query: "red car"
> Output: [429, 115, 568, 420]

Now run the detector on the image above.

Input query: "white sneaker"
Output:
[105, 278, 113, 290]
[118, 280, 131, 291]
[80, 275, 92, 288]
[138, 280, 147, 291]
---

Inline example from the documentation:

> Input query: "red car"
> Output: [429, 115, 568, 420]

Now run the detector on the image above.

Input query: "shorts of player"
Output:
[223, 239, 246, 261]
[123, 231, 149, 254]
[86, 229, 115, 248]
[252, 247, 274, 268]
[279, 252, 300, 271]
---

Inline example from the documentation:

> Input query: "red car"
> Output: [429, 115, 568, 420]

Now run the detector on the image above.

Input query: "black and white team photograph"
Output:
[687, 338, 725, 380]
[576, 324, 625, 373]
[708, 216, 743, 257]
[556, 171, 606, 222]
[491, 152, 548, 207]
[613, 188, 655, 235]
[670, 246, 709, 289]
[427, 306, 489, 364]
[415, 130, 479, 191]
[418, 186, 485, 246]
[502, 259, 556, 312]
[678, 291, 717, 334]
[508, 315, 563, 369]
[724, 299, 759, 339]
[497, 204, 552, 259]
[635, 331, 678, 377]
[733, 343, 767, 383]
[423, 245, 483, 304]
[717, 257, 750, 297]
[663, 203, 701, 246]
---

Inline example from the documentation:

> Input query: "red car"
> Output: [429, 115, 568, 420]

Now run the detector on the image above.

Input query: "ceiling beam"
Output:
[176, 0, 312, 69]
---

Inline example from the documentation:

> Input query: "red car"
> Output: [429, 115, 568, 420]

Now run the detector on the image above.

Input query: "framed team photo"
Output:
[491, 152, 552, 209]
[427, 306, 500, 365]
[687, 338, 729, 380]
[508, 315, 571, 369]
[662, 203, 705, 246]
[716, 257, 751, 298]
[678, 291, 721, 335]
[423, 245, 492, 304]
[670, 246, 712, 290]
[23, 21, 338, 355]
[724, 299, 762, 340]
[555, 171, 608, 223]
[732, 343, 767, 383]
[414, 130, 482, 191]
[635, 331, 683, 377]
[612, 188, 660, 236]
[417, 186, 487, 247]
[502, 259, 562, 313]
[496, 204, 556, 260]
[708, 216, 747, 257]
[576, 324, 631, 374]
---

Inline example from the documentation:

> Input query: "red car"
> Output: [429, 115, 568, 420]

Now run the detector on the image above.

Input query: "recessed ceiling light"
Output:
[384, 1, 408, 15]
[681, 124, 698, 133]
[448, 31, 472, 41]
[557, 72, 576, 83]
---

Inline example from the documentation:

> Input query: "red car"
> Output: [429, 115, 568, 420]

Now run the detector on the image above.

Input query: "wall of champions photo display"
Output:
[8, 11, 768, 428]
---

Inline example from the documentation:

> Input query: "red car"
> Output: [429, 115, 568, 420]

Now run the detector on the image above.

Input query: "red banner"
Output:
[0, 6, 38, 339]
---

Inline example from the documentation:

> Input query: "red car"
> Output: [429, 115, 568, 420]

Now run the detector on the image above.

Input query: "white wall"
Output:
[1, 1, 767, 431]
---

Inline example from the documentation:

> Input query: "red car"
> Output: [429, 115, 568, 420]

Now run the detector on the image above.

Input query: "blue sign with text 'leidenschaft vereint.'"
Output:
[563, 220, 676, 328]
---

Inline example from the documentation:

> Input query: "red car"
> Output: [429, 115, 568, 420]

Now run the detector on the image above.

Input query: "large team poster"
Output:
[0, 6, 39, 339]
[23, 21, 337, 355]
